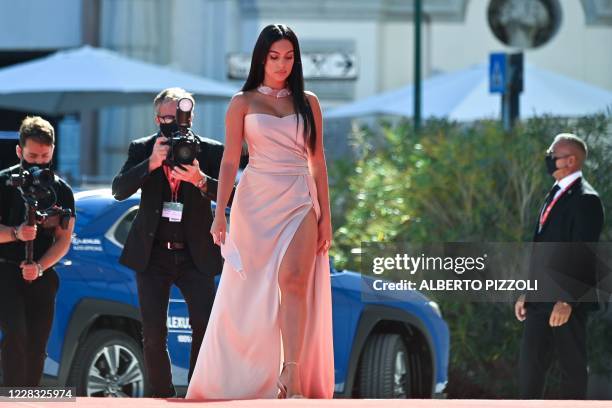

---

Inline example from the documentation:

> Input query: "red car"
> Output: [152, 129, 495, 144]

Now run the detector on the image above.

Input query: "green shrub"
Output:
[329, 114, 612, 398]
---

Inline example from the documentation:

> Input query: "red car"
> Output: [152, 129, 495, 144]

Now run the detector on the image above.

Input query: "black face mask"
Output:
[21, 159, 52, 172]
[159, 122, 179, 138]
[545, 154, 559, 175]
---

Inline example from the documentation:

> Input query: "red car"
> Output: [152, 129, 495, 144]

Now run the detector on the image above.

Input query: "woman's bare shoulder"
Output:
[304, 91, 321, 112]
[228, 91, 252, 114]
[304, 90, 319, 100]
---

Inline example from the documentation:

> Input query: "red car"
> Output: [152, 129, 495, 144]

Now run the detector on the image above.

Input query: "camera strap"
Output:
[161, 164, 184, 223]
[162, 164, 182, 202]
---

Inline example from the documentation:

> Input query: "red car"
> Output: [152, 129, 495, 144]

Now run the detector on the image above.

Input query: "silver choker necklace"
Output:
[257, 84, 292, 98]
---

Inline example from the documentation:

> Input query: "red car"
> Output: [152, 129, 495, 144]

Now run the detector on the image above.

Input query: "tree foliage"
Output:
[329, 114, 612, 397]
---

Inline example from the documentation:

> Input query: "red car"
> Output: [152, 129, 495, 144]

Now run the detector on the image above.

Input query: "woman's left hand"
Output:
[317, 216, 332, 254]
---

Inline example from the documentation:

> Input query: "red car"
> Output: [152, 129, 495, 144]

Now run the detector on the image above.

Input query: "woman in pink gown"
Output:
[186, 24, 334, 399]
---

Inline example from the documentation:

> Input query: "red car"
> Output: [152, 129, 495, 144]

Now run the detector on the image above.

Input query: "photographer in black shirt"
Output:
[0, 116, 75, 387]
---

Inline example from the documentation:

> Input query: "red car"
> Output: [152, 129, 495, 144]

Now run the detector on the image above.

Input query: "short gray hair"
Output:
[154, 87, 195, 113]
[553, 133, 588, 158]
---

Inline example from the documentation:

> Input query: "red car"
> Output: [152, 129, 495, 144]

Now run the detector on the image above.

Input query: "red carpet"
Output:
[2, 399, 612, 408]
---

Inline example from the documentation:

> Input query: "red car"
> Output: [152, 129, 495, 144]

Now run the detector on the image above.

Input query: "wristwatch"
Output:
[36, 263, 44, 277]
[11, 227, 19, 241]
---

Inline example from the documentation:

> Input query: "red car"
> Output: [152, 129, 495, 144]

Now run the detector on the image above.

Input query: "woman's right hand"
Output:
[210, 213, 227, 246]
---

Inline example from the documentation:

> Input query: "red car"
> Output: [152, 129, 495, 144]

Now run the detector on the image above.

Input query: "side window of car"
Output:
[113, 207, 138, 246]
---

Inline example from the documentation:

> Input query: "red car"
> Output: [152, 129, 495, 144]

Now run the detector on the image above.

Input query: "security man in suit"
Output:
[112, 87, 232, 397]
[515, 133, 604, 399]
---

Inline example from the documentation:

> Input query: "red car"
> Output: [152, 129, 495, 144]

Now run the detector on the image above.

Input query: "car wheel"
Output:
[67, 329, 146, 397]
[357, 333, 410, 398]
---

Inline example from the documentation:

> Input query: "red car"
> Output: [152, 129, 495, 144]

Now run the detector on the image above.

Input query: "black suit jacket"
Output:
[527, 177, 605, 308]
[112, 133, 230, 275]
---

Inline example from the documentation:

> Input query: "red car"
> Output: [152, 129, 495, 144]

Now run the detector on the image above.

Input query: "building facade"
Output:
[0, 0, 610, 182]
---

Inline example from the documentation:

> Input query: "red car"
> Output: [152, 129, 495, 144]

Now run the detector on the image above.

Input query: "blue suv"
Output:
[36, 188, 449, 398]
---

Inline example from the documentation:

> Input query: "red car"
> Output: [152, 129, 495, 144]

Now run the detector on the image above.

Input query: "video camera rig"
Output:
[5, 165, 72, 266]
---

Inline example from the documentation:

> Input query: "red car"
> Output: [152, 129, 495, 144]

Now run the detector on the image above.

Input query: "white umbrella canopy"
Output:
[0, 45, 237, 114]
[326, 63, 612, 121]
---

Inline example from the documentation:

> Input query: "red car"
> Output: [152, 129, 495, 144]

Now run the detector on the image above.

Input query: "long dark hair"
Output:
[242, 24, 316, 152]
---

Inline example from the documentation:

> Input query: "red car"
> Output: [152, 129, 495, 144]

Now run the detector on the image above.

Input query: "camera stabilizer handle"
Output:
[23, 196, 38, 267]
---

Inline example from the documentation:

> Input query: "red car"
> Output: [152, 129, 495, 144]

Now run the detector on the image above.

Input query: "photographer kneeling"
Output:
[0, 116, 75, 387]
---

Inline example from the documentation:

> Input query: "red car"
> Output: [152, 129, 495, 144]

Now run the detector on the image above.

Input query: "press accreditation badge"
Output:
[162, 202, 183, 222]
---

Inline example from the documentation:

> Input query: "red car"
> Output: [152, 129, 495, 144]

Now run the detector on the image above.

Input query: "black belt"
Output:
[0, 258, 19, 266]
[154, 240, 186, 251]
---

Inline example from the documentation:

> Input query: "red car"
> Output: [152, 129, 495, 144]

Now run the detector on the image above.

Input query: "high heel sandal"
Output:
[277, 362, 304, 399]
[277, 379, 287, 399]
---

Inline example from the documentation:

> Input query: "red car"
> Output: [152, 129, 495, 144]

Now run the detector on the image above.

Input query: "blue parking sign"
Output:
[489, 53, 506, 94]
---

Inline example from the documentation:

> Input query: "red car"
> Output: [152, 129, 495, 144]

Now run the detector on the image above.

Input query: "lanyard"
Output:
[539, 178, 579, 228]
[162, 165, 181, 202]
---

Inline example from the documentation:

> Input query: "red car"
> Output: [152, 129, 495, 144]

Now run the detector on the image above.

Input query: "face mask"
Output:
[160, 122, 179, 137]
[545, 154, 559, 175]
[21, 159, 51, 172]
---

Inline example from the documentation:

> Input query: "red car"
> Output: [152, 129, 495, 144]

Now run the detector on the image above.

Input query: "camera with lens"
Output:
[5, 166, 72, 225]
[6, 166, 56, 202]
[5, 165, 72, 264]
[164, 97, 200, 168]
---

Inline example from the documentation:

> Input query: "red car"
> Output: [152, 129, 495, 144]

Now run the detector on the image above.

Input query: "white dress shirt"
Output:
[553, 170, 582, 200]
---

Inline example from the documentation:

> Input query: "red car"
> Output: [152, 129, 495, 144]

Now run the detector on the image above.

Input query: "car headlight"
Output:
[428, 301, 442, 318]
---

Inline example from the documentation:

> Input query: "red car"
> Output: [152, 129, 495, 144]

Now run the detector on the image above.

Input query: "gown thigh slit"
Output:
[186, 113, 334, 400]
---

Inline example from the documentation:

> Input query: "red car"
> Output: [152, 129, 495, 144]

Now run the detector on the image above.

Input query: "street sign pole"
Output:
[507, 52, 523, 130]
[502, 86, 511, 132]
[414, 0, 422, 132]
[490, 52, 523, 132]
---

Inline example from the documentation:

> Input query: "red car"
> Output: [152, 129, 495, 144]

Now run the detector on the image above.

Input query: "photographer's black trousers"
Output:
[519, 303, 588, 399]
[136, 248, 215, 398]
[0, 263, 59, 387]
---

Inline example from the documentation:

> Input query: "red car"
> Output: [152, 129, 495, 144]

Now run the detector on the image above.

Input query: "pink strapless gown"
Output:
[186, 113, 335, 400]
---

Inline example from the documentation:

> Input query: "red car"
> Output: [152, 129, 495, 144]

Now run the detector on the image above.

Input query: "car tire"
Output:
[357, 333, 411, 398]
[67, 329, 147, 397]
